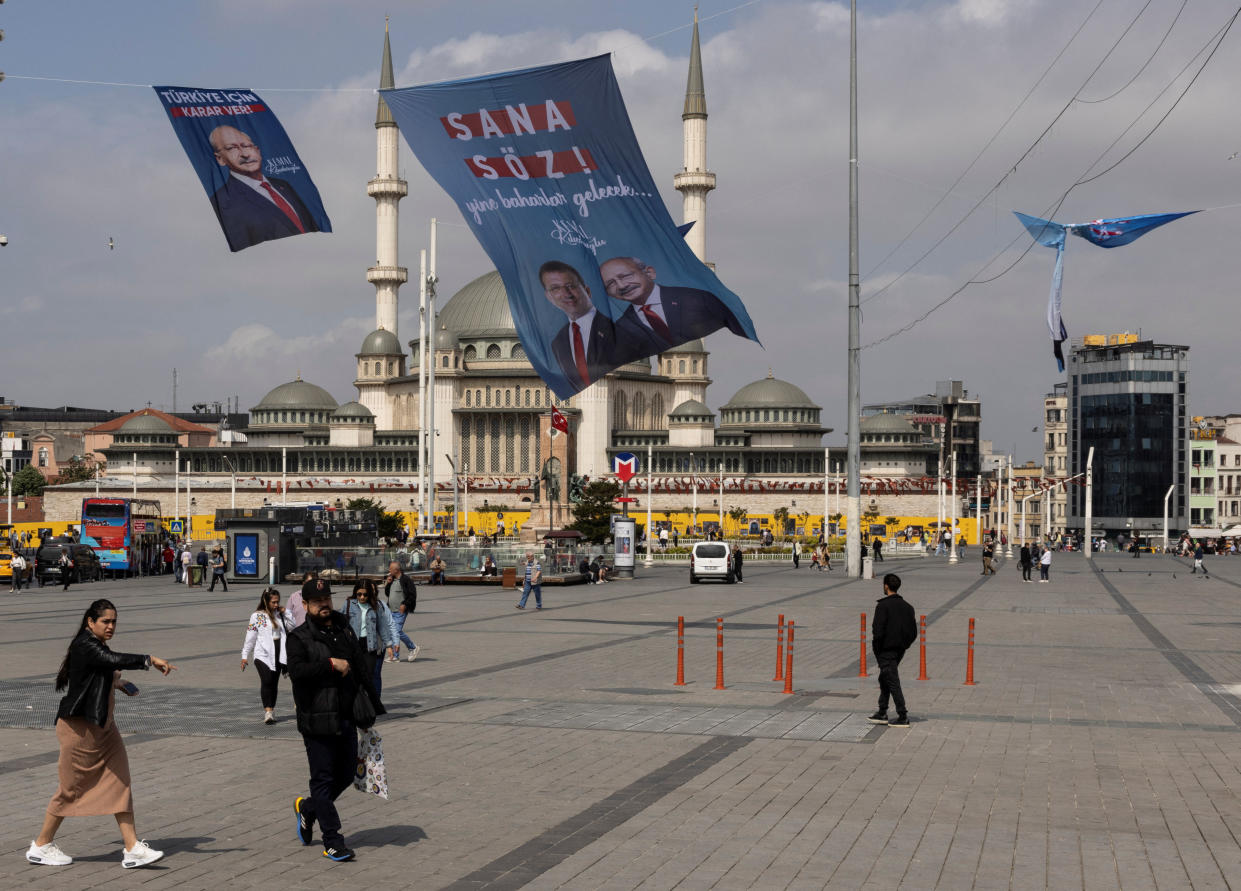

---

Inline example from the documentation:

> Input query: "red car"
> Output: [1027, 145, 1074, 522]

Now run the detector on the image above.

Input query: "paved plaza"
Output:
[2, 551, 1241, 888]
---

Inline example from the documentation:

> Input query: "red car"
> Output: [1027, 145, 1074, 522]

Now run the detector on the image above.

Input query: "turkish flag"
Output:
[550, 405, 568, 436]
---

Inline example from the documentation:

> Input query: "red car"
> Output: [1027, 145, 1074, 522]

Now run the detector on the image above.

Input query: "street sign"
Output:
[169, 521, 184, 534]
[615, 497, 638, 503]
[613, 452, 638, 482]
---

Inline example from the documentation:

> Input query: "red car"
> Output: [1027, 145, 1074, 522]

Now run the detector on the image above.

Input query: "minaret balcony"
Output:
[367, 265, 409, 284]
[367, 176, 409, 198]
[674, 170, 716, 191]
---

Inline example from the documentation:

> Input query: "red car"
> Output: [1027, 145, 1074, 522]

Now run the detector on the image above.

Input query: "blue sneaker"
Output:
[294, 797, 313, 846]
[323, 845, 355, 862]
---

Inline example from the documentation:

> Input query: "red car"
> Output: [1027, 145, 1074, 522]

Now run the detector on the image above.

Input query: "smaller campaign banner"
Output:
[154, 86, 332, 252]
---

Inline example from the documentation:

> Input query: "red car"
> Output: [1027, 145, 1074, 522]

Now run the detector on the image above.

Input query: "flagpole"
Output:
[845, 0, 862, 577]
[645, 442, 653, 568]
[418, 249, 428, 533]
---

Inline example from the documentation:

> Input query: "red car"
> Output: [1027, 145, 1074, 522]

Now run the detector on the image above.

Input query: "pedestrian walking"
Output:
[58, 549, 75, 591]
[672, 528, 679, 548]
[1039, 547, 1051, 582]
[872, 537, 884, 562]
[383, 561, 419, 662]
[981, 540, 996, 575]
[207, 547, 228, 592]
[195, 546, 209, 585]
[516, 552, 543, 609]
[1019, 543, 1033, 582]
[27, 598, 176, 869]
[733, 546, 744, 583]
[1193, 543, 1208, 577]
[344, 580, 396, 696]
[867, 573, 917, 728]
[11, 551, 26, 592]
[792, 539, 801, 568]
[241, 588, 294, 725]
[821, 542, 833, 571]
[288, 579, 384, 863]
[810, 547, 820, 571]
[659, 527, 669, 550]
[180, 548, 192, 586]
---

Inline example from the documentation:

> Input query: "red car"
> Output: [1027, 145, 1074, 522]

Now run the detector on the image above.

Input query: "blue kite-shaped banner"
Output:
[1015, 210, 1198, 371]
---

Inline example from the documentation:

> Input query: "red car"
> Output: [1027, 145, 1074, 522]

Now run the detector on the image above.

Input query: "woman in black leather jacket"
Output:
[26, 599, 176, 870]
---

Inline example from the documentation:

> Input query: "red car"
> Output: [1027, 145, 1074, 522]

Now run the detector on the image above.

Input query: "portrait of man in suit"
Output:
[598, 255, 744, 348]
[539, 260, 662, 391]
[208, 125, 320, 252]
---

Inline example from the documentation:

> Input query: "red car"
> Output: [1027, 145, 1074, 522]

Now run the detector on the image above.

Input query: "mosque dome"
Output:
[665, 338, 705, 354]
[722, 372, 818, 410]
[358, 327, 402, 356]
[437, 271, 515, 337]
[252, 378, 339, 413]
[861, 413, 917, 435]
[119, 412, 175, 434]
[331, 401, 375, 423]
[669, 399, 714, 420]
[434, 325, 460, 350]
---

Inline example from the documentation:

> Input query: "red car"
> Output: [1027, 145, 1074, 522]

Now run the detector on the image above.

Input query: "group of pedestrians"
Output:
[1017, 541, 1053, 582]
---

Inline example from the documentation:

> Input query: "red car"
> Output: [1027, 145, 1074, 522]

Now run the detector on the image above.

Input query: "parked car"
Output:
[34, 539, 103, 586]
[0, 550, 33, 585]
[690, 541, 735, 584]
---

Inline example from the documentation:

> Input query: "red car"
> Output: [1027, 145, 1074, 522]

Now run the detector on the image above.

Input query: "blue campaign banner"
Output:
[153, 86, 331, 252]
[234, 533, 259, 577]
[381, 55, 758, 400]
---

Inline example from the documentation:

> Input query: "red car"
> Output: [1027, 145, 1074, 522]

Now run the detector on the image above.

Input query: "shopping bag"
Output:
[353, 726, 389, 800]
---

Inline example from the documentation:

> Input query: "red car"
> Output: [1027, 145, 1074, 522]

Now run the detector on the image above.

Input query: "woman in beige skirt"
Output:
[27, 598, 176, 869]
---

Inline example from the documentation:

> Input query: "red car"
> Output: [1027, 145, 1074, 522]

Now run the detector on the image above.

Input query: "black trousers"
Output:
[301, 722, 357, 849]
[255, 660, 284, 709]
[876, 650, 907, 716]
[208, 570, 228, 591]
[735, 562, 743, 581]
[1021, 562, 1032, 581]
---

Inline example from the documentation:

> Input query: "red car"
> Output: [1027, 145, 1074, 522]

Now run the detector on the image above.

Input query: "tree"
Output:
[727, 506, 748, 537]
[772, 506, 790, 540]
[53, 455, 105, 485]
[567, 480, 622, 543]
[885, 516, 899, 531]
[11, 465, 46, 497]
[345, 497, 403, 540]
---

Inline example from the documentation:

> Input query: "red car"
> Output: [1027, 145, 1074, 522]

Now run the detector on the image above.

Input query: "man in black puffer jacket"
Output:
[868, 573, 918, 728]
[287, 579, 385, 863]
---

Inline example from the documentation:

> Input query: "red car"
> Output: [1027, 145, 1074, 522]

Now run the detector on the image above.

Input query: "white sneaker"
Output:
[121, 840, 164, 869]
[27, 841, 72, 866]
[407, 645, 420, 663]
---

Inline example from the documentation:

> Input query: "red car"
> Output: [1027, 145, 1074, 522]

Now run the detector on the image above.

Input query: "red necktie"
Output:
[260, 181, 306, 233]
[571, 321, 590, 385]
[640, 304, 673, 342]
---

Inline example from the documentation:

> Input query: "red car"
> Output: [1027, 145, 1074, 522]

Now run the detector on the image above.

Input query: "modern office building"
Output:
[1066, 335, 1189, 536]
[1042, 382, 1068, 535]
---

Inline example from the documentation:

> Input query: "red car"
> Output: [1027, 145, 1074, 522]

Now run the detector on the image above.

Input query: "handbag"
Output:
[352, 682, 377, 728]
[353, 727, 389, 799]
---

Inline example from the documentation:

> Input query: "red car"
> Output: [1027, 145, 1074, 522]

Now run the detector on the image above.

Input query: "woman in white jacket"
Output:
[240, 588, 294, 724]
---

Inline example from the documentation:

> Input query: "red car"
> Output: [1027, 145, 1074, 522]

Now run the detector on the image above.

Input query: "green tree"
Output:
[53, 456, 105, 485]
[885, 516, 899, 531]
[568, 480, 622, 543]
[345, 497, 403, 540]
[11, 465, 47, 496]
[727, 506, 748, 537]
[772, 506, 790, 540]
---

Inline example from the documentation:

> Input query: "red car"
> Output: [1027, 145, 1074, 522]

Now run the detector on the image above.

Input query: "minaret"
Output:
[673, 10, 716, 265]
[368, 19, 408, 336]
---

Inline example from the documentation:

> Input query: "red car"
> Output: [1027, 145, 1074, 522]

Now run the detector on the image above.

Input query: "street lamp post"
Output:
[1005, 456, 1014, 558]
[644, 443, 654, 568]
[445, 453, 459, 539]
[1163, 483, 1176, 553]
[948, 454, 959, 564]
[1084, 446, 1095, 561]
[718, 462, 724, 538]
[690, 451, 697, 535]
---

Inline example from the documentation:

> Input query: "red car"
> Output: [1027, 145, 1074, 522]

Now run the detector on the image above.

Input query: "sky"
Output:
[2, 0, 1239, 465]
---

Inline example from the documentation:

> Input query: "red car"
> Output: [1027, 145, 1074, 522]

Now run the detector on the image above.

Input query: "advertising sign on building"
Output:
[234, 533, 259, 577]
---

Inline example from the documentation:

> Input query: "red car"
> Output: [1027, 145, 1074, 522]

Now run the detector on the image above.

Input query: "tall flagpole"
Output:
[418, 249, 428, 532]
[428, 219, 438, 530]
[845, 0, 862, 576]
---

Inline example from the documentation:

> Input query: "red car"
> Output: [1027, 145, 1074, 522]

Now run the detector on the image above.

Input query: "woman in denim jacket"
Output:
[344, 579, 396, 696]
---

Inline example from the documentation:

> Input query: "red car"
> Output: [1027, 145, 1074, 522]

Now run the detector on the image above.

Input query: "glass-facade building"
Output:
[1067, 339, 1188, 535]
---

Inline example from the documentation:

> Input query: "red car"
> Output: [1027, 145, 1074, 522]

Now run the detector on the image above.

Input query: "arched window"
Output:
[464, 345, 477, 361]
[486, 343, 502, 359]
[443, 356, 449, 368]
[505, 390, 511, 407]
[614, 391, 628, 429]
[524, 389, 531, 407]
[632, 392, 646, 430]
[466, 390, 472, 407]
[387, 362, 394, 375]
[692, 359, 698, 373]
[512, 344, 526, 360]
[651, 394, 664, 428]
[38, 447, 48, 467]
[535, 390, 541, 407]
[679, 360, 686, 374]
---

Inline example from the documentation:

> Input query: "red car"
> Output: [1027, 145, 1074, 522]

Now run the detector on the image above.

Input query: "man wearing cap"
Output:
[287, 578, 385, 863]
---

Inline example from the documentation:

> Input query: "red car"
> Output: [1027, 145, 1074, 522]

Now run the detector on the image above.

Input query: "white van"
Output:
[690, 541, 735, 584]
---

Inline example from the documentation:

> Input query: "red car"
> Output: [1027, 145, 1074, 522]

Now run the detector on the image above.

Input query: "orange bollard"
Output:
[859, 613, 869, 678]
[714, 617, 726, 690]
[674, 616, 686, 686]
[964, 617, 976, 686]
[917, 614, 928, 681]
[773, 614, 785, 681]
[783, 620, 795, 694]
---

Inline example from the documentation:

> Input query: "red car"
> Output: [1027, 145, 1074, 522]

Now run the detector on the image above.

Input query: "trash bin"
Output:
[501, 566, 518, 588]
[190, 565, 205, 586]
[862, 556, 874, 580]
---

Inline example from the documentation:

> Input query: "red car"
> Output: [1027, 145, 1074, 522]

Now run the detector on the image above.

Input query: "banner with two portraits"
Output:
[380, 55, 758, 400]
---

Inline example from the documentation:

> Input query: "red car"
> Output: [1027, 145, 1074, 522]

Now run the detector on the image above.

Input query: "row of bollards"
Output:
[675, 613, 978, 690]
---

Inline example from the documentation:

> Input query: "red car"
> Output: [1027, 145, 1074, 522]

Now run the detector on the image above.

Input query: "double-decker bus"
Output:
[81, 498, 163, 576]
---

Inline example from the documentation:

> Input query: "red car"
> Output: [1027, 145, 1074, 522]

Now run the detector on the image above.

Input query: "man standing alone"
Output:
[516, 552, 542, 610]
[288, 579, 384, 863]
[868, 573, 917, 728]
